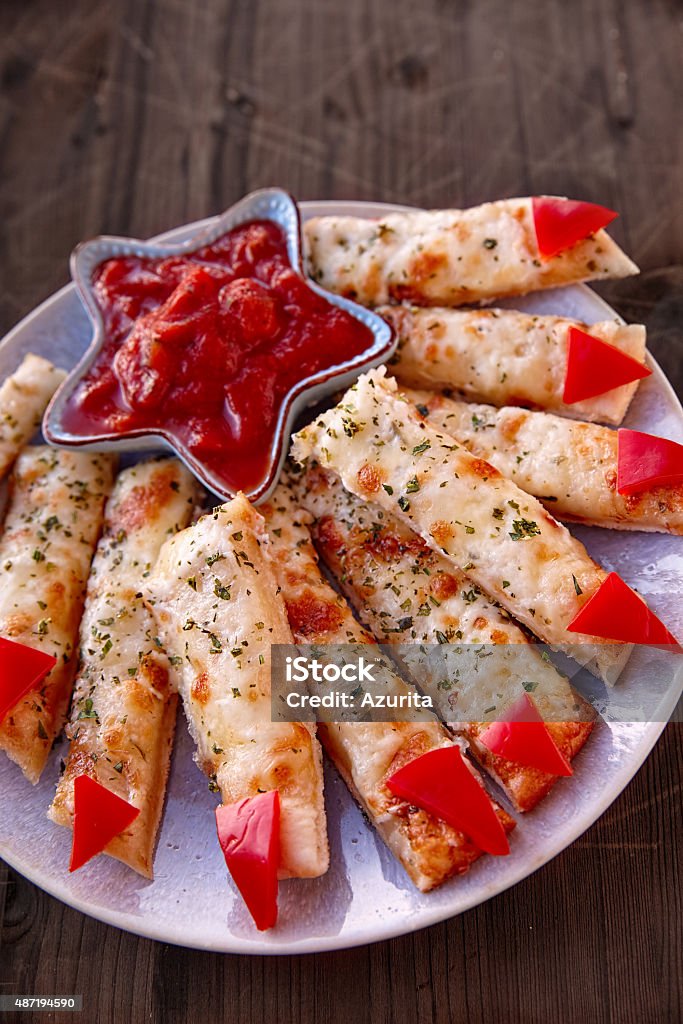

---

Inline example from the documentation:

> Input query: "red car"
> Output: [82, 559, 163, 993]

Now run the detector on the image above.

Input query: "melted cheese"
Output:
[292, 369, 631, 684]
[386, 307, 646, 426]
[0, 446, 115, 782]
[295, 465, 594, 813]
[260, 482, 514, 889]
[49, 458, 200, 877]
[0, 355, 66, 479]
[405, 391, 683, 535]
[304, 199, 638, 307]
[146, 493, 328, 879]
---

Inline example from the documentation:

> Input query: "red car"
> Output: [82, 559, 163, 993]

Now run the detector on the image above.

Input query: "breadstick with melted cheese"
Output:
[260, 482, 515, 887]
[0, 446, 115, 782]
[291, 369, 631, 685]
[304, 199, 637, 307]
[404, 390, 683, 535]
[146, 493, 329, 879]
[0, 355, 66, 479]
[385, 306, 646, 426]
[49, 458, 200, 877]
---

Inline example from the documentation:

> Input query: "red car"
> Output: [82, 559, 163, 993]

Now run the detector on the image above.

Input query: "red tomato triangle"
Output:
[0, 637, 56, 724]
[386, 745, 509, 856]
[567, 572, 679, 645]
[70, 775, 140, 871]
[216, 791, 280, 931]
[532, 196, 618, 258]
[479, 695, 572, 777]
[617, 429, 683, 495]
[563, 326, 651, 404]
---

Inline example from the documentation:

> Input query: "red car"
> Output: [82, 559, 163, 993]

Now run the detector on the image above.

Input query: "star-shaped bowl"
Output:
[43, 188, 395, 503]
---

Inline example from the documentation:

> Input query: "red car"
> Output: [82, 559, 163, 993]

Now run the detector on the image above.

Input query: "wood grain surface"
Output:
[0, 2, 681, 1022]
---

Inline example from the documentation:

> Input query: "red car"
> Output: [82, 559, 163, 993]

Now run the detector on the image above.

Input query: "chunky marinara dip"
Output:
[62, 221, 374, 494]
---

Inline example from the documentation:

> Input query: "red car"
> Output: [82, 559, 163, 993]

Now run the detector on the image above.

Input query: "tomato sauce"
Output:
[62, 221, 374, 494]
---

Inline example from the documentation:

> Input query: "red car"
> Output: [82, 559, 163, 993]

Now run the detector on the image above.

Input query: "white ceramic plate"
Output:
[1, 201, 682, 955]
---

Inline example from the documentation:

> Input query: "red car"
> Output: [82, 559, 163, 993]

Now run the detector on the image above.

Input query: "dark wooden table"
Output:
[1, 3, 681, 1022]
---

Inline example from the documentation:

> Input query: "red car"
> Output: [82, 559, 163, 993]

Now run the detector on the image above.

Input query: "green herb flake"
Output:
[214, 580, 231, 600]
[77, 698, 98, 721]
[509, 518, 541, 541]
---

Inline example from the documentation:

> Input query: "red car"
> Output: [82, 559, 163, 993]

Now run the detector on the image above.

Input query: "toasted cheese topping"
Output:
[304, 199, 637, 307]
[405, 391, 683, 536]
[146, 492, 328, 879]
[49, 458, 200, 877]
[261, 481, 514, 889]
[0, 446, 115, 782]
[385, 307, 646, 426]
[294, 465, 594, 813]
[292, 369, 631, 685]
[0, 355, 66, 479]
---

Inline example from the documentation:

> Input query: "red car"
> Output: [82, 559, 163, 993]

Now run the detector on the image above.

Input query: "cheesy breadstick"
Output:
[0, 446, 115, 782]
[405, 391, 683, 535]
[305, 198, 637, 308]
[292, 369, 632, 684]
[146, 493, 329, 879]
[0, 355, 66, 479]
[385, 307, 646, 426]
[49, 458, 200, 877]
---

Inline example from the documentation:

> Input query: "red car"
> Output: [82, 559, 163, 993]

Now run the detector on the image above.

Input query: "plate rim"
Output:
[0, 198, 680, 956]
